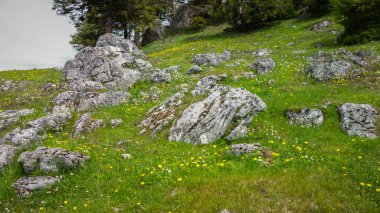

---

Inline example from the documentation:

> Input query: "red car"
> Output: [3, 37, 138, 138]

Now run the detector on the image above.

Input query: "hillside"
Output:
[1, 16, 380, 212]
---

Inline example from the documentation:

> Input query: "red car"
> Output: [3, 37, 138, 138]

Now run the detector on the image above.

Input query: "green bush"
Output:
[331, 0, 380, 45]
[190, 16, 208, 29]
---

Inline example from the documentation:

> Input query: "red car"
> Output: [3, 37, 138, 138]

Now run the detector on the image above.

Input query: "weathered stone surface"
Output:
[72, 113, 105, 137]
[253, 49, 272, 57]
[54, 91, 80, 110]
[62, 46, 141, 89]
[185, 65, 203, 75]
[96, 33, 143, 56]
[110, 119, 123, 128]
[148, 69, 171, 83]
[0, 127, 46, 148]
[26, 112, 70, 132]
[42, 83, 57, 92]
[169, 87, 267, 145]
[13, 176, 62, 197]
[306, 49, 380, 81]
[191, 75, 222, 96]
[18, 146, 90, 174]
[0, 145, 19, 171]
[229, 143, 262, 156]
[69, 80, 104, 92]
[249, 58, 276, 74]
[132, 58, 153, 70]
[192, 50, 231, 66]
[286, 108, 324, 127]
[140, 89, 187, 133]
[338, 103, 378, 138]
[162, 65, 182, 75]
[77, 91, 129, 112]
[311, 20, 331, 31]
[0, 109, 36, 130]
[0, 80, 16, 91]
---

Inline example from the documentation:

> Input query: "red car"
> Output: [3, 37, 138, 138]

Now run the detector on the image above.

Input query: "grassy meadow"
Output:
[0, 16, 379, 212]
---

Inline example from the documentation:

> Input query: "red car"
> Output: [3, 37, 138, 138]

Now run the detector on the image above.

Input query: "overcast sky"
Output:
[0, 0, 76, 71]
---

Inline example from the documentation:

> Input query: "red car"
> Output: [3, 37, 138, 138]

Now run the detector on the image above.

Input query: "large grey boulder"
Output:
[13, 176, 62, 197]
[229, 143, 262, 156]
[140, 89, 187, 133]
[18, 146, 90, 174]
[0, 109, 36, 130]
[96, 33, 143, 56]
[0, 127, 46, 148]
[338, 103, 378, 138]
[0, 145, 18, 171]
[249, 58, 276, 74]
[169, 87, 267, 145]
[192, 50, 231, 66]
[72, 113, 105, 137]
[286, 108, 324, 127]
[306, 49, 380, 81]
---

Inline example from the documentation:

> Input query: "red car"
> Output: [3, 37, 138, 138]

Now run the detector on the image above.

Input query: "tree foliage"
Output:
[331, 0, 380, 44]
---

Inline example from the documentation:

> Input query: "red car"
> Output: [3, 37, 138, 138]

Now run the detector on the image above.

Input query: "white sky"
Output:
[0, 0, 76, 71]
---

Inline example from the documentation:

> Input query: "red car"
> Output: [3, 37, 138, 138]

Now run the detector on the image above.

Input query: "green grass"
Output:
[0, 16, 379, 212]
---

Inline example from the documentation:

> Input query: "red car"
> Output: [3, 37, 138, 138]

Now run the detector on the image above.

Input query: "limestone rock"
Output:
[306, 49, 380, 81]
[148, 69, 171, 83]
[72, 113, 105, 137]
[26, 112, 70, 132]
[192, 50, 231, 66]
[54, 91, 80, 110]
[169, 87, 267, 145]
[0, 127, 46, 148]
[249, 58, 276, 74]
[286, 108, 324, 127]
[229, 143, 262, 156]
[0, 80, 16, 91]
[162, 66, 182, 75]
[191, 75, 222, 96]
[185, 65, 203, 75]
[0, 145, 19, 171]
[77, 91, 129, 112]
[13, 176, 62, 197]
[110, 119, 123, 128]
[42, 83, 57, 92]
[96, 33, 143, 56]
[140, 89, 187, 133]
[253, 49, 272, 57]
[18, 146, 90, 174]
[338, 103, 378, 138]
[68, 80, 104, 92]
[311, 20, 331, 31]
[0, 109, 36, 130]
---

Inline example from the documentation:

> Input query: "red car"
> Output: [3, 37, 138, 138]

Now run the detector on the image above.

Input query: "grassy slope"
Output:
[0, 16, 379, 212]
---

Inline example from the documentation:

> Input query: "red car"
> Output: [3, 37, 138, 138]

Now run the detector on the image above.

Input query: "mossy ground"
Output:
[0, 16, 379, 212]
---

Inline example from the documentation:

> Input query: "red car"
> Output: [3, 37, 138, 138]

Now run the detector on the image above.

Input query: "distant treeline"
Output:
[52, 0, 380, 48]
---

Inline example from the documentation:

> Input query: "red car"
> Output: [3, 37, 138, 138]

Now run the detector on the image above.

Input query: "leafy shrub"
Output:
[190, 16, 208, 29]
[331, 0, 380, 44]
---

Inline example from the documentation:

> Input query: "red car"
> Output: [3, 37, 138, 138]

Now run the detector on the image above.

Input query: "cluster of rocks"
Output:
[306, 48, 380, 81]
[141, 75, 267, 145]
[311, 20, 331, 32]
[0, 109, 36, 130]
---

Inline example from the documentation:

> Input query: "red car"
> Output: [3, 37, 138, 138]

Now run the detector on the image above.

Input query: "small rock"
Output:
[253, 49, 272, 57]
[286, 108, 324, 127]
[249, 58, 276, 74]
[338, 103, 378, 138]
[185, 65, 203, 75]
[148, 69, 171, 83]
[0, 145, 19, 171]
[293, 50, 306, 55]
[72, 113, 105, 137]
[110, 119, 123, 128]
[162, 65, 182, 74]
[192, 50, 231, 66]
[18, 146, 90, 174]
[42, 83, 57, 92]
[220, 209, 231, 213]
[13, 176, 62, 197]
[229, 143, 262, 156]
[121, 153, 131, 159]
[311, 20, 331, 31]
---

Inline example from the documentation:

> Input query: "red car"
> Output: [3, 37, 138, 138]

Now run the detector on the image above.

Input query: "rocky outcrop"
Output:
[306, 49, 380, 81]
[249, 58, 276, 74]
[13, 176, 62, 197]
[185, 65, 203, 75]
[169, 87, 267, 145]
[338, 103, 378, 139]
[72, 113, 105, 137]
[286, 108, 324, 127]
[96, 33, 143, 56]
[229, 143, 262, 156]
[140, 89, 188, 133]
[0, 127, 46, 148]
[76, 91, 129, 112]
[0, 109, 36, 130]
[192, 50, 231, 66]
[191, 75, 222, 96]
[0, 145, 18, 170]
[18, 146, 90, 174]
